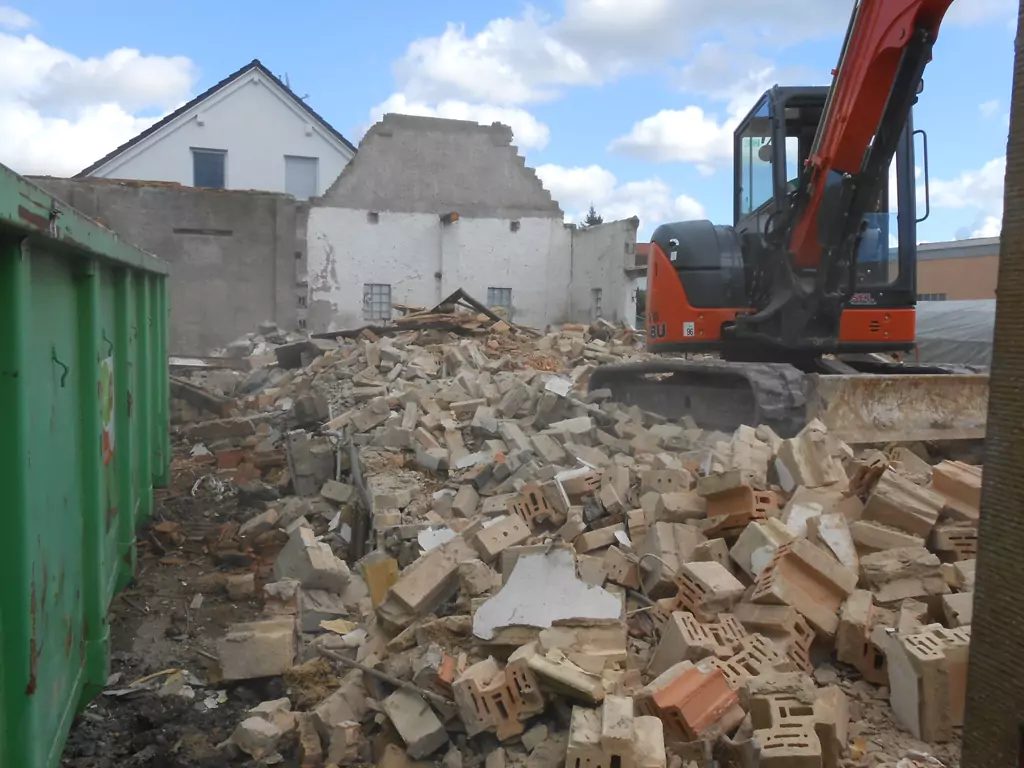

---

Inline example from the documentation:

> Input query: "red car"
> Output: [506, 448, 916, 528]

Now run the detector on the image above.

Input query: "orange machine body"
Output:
[644, 242, 915, 353]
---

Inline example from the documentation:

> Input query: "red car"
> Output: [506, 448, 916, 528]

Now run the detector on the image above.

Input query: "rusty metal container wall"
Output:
[962, 4, 1024, 763]
[0, 163, 170, 768]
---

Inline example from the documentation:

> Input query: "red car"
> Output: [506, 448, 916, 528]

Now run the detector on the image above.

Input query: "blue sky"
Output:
[0, 0, 1015, 241]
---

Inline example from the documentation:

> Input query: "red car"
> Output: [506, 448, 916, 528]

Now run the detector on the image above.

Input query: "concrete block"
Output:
[930, 523, 979, 561]
[565, 706, 605, 768]
[751, 538, 857, 639]
[531, 433, 568, 464]
[508, 482, 559, 529]
[298, 589, 348, 632]
[859, 545, 949, 606]
[575, 523, 625, 554]
[807, 512, 858, 573]
[603, 545, 641, 589]
[675, 561, 745, 620]
[274, 526, 350, 593]
[232, 716, 283, 759]
[753, 723, 823, 768]
[498, 421, 534, 454]
[321, 479, 355, 505]
[510, 641, 605, 704]
[640, 469, 694, 495]
[774, 421, 847, 492]
[931, 460, 982, 522]
[942, 591, 974, 627]
[218, 618, 297, 681]
[389, 536, 477, 615]
[849, 520, 925, 552]
[836, 590, 888, 686]
[634, 715, 667, 768]
[382, 689, 448, 759]
[702, 486, 778, 539]
[452, 485, 480, 518]
[888, 626, 971, 743]
[862, 469, 944, 538]
[729, 519, 794, 579]
[470, 515, 532, 562]
[636, 522, 707, 598]
[711, 633, 797, 693]
[654, 490, 706, 523]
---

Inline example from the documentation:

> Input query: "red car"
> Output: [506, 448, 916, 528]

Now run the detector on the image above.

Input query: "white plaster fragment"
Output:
[472, 548, 621, 640]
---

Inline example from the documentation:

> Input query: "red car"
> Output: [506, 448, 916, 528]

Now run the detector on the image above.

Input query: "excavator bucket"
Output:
[805, 373, 988, 444]
[588, 360, 988, 444]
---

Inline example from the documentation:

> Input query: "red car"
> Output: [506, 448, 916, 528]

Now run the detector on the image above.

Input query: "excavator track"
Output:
[587, 358, 989, 443]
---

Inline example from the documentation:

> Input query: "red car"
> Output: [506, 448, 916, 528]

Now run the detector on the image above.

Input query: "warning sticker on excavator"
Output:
[683, 322, 695, 337]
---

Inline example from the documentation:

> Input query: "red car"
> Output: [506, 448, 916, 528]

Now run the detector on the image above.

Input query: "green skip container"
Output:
[0, 163, 170, 767]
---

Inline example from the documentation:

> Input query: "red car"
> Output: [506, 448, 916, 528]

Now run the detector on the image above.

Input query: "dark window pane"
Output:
[193, 150, 225, 188]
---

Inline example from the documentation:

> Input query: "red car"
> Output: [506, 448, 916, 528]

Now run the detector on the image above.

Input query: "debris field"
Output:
[68, 305, 980, 768]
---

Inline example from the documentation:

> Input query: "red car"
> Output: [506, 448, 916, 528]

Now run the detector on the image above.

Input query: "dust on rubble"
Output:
[63, 308, 976, 768]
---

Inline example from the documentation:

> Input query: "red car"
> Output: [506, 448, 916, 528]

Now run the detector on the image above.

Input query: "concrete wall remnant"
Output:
[29, 176, 304, 354]
[307, 113, 639, 331]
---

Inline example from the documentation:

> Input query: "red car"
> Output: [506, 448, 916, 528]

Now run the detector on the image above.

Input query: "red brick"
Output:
[637, 660, 745, 742]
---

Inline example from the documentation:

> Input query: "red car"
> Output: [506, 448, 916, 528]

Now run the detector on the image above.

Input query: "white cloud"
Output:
[369, 94, 551, 150]
[392, 12, 595, 106]
[535, 163, 706, 234]
[608, 107, 736, 166]
[926, 157, 1006, 240]
[969, 215, 1002, 238]
[0, 25, 196, 176]
[0, 5, 32, 30]
[930, 156, 1006, 211]
[946, 0, 1016, 26]
[980, 99, 1000, 118]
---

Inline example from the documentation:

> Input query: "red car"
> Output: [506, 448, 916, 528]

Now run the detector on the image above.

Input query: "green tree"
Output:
[582, 203, 604, 227]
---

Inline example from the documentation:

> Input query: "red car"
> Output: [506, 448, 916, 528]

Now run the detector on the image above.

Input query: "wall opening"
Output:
[592, 288, 603, 322]
[363, 283, 392, 322]
[487, 287, 513, 320]
[367, 211, 380, 224]
[510, 220, 521, 232]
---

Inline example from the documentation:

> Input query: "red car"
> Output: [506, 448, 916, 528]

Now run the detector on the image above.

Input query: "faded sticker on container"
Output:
[100, 356, 115, 466]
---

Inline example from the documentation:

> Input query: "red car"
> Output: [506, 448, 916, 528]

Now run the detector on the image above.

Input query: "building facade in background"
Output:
[305, 113, 639, 331]
[75, 60, 356, 200]
[916, 237, 1000, 300]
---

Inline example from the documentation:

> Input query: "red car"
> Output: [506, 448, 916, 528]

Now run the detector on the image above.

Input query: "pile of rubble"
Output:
[168, 312, 978, 768]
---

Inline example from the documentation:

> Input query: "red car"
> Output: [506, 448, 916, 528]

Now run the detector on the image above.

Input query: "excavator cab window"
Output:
[737, 99, 774, 216]
[734, 86, 912, 296]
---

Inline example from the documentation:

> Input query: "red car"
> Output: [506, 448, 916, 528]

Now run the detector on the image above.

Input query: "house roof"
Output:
[74, 59, 356, 178]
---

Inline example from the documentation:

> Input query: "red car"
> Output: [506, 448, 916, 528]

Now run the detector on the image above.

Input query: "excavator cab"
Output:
[732, 86, 920, 329]
[643, 85, 922, 360]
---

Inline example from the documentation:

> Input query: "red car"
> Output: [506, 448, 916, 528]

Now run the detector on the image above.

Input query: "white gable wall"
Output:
[86, 70, 353, 196]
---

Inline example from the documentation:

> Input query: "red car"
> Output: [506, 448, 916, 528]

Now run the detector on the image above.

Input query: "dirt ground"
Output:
[59, 453, 296, 768]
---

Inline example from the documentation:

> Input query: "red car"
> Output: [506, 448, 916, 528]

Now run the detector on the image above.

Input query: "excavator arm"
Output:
[731, 0, 955, 350]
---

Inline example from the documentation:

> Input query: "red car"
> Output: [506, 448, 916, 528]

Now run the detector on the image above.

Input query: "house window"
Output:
[487, 287, 512, 317]
[917, 293, 948, 301]
[285, 155, 319, 199]
[363, 283, 392, 322]
[592, 288, 603, 321]
[192, 148, 226, 189]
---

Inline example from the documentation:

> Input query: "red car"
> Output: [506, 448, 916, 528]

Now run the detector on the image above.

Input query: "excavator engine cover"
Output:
[645, 220, 746, 352]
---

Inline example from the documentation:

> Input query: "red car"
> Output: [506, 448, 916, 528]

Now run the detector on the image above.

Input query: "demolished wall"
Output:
[307, 113, 638, 332]
[28, 176, 304, 354]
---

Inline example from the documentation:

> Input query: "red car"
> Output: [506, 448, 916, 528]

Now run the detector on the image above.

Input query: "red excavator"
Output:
[590, 0, 990, 443]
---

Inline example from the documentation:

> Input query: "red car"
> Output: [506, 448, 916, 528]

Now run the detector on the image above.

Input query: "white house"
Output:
[75, 59, 356, 199]
[305, 113, 638, 332]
